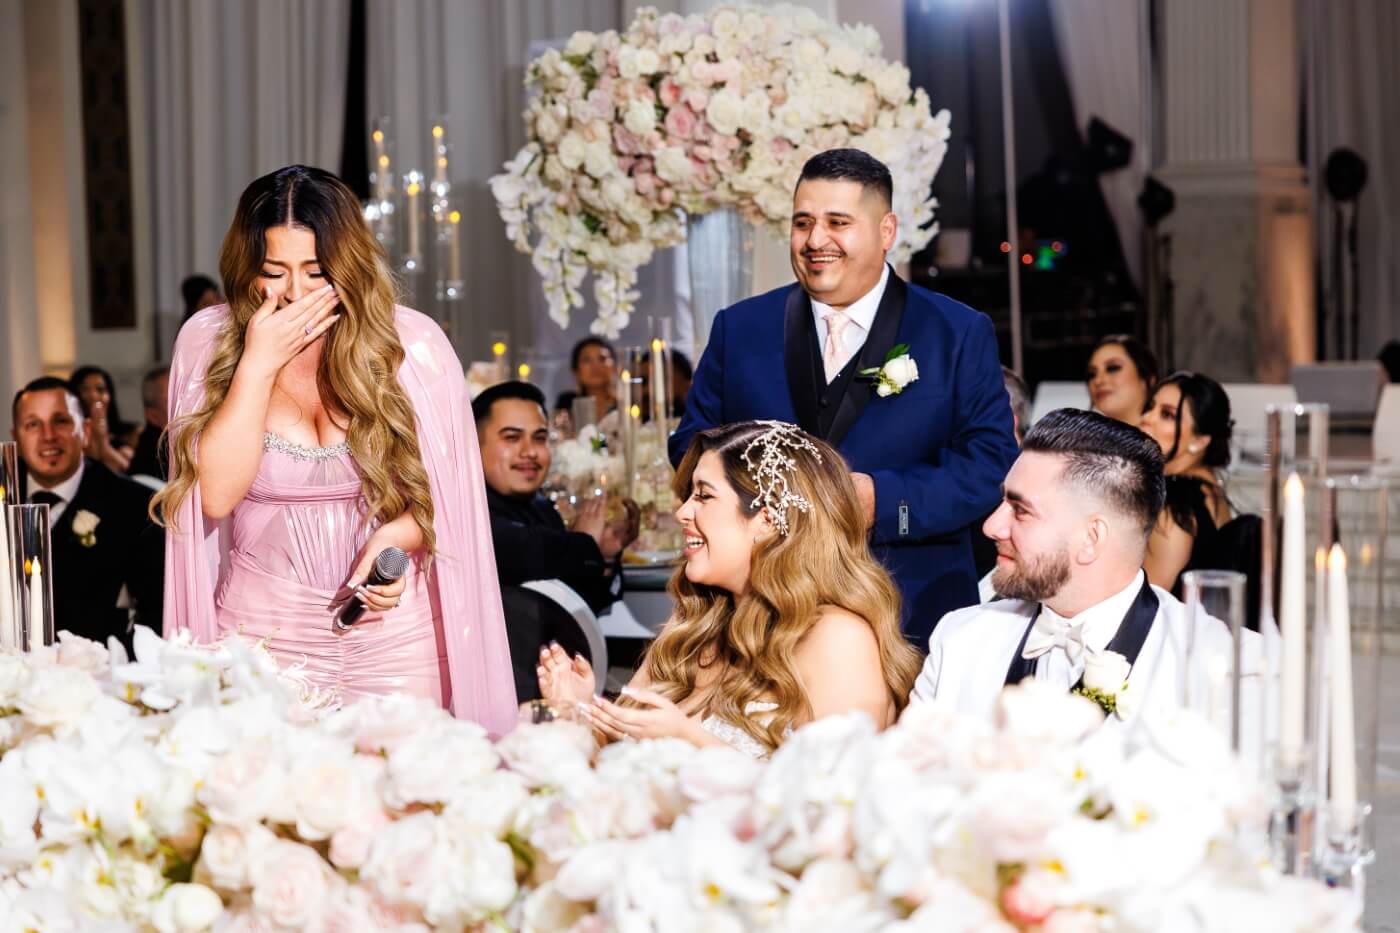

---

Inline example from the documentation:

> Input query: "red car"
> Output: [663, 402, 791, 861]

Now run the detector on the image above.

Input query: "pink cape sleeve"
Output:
[394, 308, 519, 735]
[162, 305, 232, 643]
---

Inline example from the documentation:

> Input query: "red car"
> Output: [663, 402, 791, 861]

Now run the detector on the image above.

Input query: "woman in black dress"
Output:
[1138, 372, 1239, 595]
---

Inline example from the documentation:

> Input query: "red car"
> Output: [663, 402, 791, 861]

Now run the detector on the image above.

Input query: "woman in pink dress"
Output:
[155, 165, 516, 734]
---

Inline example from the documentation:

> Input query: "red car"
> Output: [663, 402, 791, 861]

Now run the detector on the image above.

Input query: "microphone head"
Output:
[374, 546, 411, 581]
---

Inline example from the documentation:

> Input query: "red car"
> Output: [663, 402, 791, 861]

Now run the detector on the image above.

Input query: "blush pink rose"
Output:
[250, 841, 330, 928]
[770, 137, 794, 158]
[634, 172, 658, 196]
[713, 133, 740, 152]
[664, 106, 697, 140]
[999, 873, 1057, 927]
[659, 188, 675, 207]
[329, 807, 391, 870]
[612, 125, 641, 154]
[684, 88, 710, 113]
[586, 89, 615, 121]
[659, 78, 683, 108]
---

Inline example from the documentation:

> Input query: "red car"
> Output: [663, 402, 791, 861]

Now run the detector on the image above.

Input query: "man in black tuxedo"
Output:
[474, 381, 640, 699]
[11, 377, 164, 651]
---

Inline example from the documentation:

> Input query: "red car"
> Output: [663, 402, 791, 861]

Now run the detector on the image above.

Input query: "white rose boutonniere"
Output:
[1074, 649, 1132, 718]
[71, 509, 100, 548]
[859, 344, 920, 397]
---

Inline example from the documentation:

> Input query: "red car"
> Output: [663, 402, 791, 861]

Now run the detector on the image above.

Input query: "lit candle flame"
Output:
[650, 338, 663, 353]
[437, 156, 448, 169]
[1284, 472, 1304, 500]
[621, 369, 631, 381]
[372, 129, 384, 143]
[432, 125, 444, 139]
[448, 210, 461, 224]
[492, 342, 507, 356]
[630, 404, 641, 419]
[1329, 543, 1347, 572]
[517, 363, 531, 378]
[378, 154, 390, 168]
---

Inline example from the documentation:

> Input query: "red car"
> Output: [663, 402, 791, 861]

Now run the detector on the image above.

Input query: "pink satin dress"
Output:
[212, 432, 447, 706]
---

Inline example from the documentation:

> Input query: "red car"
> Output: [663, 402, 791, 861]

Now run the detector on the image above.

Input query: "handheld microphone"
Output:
[335, 547, 410, 630]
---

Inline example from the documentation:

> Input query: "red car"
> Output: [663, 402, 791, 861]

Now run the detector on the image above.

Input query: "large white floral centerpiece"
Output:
[0, 631, 1357, 931]
[491, 4, 951, 338]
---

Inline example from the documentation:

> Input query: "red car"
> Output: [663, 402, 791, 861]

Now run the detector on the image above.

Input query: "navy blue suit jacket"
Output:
[669, 271, 1018, 651]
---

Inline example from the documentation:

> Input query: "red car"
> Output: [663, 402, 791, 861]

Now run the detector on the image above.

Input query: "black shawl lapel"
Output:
[825, 270, 908, 447]
[783, 284, 822, 435]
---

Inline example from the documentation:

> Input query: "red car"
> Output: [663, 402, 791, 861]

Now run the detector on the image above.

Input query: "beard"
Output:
[991, 546, 1072, 602]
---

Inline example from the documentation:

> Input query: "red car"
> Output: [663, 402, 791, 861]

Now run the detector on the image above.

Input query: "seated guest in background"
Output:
[475, 381, 640, 699]
[1138, 372, 1238, 592]
[69, 365, 138, 472]
[637, 348, 695, 420]
[972, 365, 1032, 598]
[914, 409, 1260, 732]
[1085, 334, 1158, 425]
[539, 421, 924, 759]
[181, 274, 223, 325]
[11, 377, 165, 651]
[128, 366, 171, 484]
[554, 337, 618, 421]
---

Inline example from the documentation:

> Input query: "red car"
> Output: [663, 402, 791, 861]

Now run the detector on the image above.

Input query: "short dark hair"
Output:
[472, 381, 548, 427]
[181, 274, 220, 320]
[12, 376, 79, 426]
[1022, 408, 1166, 539]
[570, 337, 615, 372]
[797, 148, 893, 208]
[142, 366, 171, 409]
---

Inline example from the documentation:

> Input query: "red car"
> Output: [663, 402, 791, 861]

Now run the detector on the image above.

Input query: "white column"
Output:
[0, 0, 42, 407]
[1157, 0, 1312, 382]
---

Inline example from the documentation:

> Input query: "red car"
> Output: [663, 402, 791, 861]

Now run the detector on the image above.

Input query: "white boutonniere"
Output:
[859, 344, 919, 397]
[1073, 650, 1134, 719]
[71, 510, 100, 548]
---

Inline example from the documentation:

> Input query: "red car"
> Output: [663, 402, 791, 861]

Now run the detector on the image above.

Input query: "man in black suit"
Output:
[11, 377, 164, 651]
[127, 366, 170, 482]
[474, 381, 639, 699]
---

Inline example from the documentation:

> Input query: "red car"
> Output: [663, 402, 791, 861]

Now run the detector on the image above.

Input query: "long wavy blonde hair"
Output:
[154, 165, 436, 553]
[639, 421, 923, 752]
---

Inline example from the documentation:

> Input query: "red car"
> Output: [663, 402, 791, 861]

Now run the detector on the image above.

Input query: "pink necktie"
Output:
[823, 310, 852, 383]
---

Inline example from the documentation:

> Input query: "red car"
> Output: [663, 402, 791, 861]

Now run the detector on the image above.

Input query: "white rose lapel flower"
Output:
[71, 509, 100, 548]
[859, 344, 920, 398]
[1074, 649, 1132, 718]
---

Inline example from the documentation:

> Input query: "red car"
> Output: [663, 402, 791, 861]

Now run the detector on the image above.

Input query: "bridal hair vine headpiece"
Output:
[740, 421, 822, 536]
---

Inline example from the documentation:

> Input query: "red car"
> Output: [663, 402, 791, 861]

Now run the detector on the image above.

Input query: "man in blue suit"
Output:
[669, 149, 1018, 651]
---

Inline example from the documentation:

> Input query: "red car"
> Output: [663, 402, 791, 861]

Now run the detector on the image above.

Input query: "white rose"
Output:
[451, 835, 518, 917]
[740, 91, 770, 133]
[54, 632, 108, 676]
[16, 664, 100, 728]
[874, 63, 911, 104]
[70, 509, 100, 537]
[199, 739, 285, 826]
[534, 109, 562, 144]
[564, 31, 596, 57]
[827, 40, 863, 76]
[557, 132, 586, 171]
[881, 354, 919, 389]
[876, 382, 894, 398]
[197, 822, 276, 891]
[635, 48, 661, 75]
[291, 751, 362, 841]
[792, 38, 823, 68]
[583, 140, 617, 179]
[711, 9, 740, 39]
[655, 146, 693, 184]
[623, 98, 656, 136]
[705, 89, 743, 136]
[617, 47, 641, 80]
[1082, 650, 1131, 694]
[151, 883, 224, 933]
[361, 811, 442, 907]
[250, 840, 330, 928]
[0, 654, 30, 704]
[384, 721, 498, 808]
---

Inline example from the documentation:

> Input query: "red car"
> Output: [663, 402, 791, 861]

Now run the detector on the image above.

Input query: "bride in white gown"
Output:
[537, 420, 922, 758]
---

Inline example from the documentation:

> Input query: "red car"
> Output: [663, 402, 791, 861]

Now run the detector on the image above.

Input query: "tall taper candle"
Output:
[1280, 473, 1306, 767]
[1327, 544, 1357, 831]
[0, 489, 13, 648]
[27, 558, 43, 652]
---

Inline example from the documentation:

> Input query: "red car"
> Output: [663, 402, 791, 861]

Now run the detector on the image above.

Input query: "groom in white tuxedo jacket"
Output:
[913, 409, 1262, 740]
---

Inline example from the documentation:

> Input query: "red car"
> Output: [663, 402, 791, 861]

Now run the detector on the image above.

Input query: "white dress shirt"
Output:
[24, 458, 85, 528]
[810, 262, 890, 381]
[1031, 572, 1145, 687]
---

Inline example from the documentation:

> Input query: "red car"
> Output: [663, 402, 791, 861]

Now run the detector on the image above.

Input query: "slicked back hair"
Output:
[1022, 408, 1166, 541]
[797, 148, 893, 209]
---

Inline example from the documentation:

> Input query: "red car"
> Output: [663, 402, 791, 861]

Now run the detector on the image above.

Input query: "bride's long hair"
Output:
[154, 165, 436, 554]
[641, 421, 922, 752]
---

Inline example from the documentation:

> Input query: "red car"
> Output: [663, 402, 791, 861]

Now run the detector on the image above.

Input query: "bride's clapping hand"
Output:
[582, 686, 699, 742]
[537, 642, 594, 709]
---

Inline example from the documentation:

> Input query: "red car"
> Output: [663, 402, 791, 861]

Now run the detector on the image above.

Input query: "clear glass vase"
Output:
[687, 207, 755, 356]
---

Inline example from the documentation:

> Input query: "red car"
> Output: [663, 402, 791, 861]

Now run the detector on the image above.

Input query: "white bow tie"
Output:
[1022, 613, 1087, 663]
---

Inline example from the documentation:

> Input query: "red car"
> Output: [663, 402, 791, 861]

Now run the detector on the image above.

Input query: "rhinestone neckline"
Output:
[263, 432, 351, 461]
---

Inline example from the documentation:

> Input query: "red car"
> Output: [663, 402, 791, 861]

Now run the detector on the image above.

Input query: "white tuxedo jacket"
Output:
[912, 577, 1265, 751]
